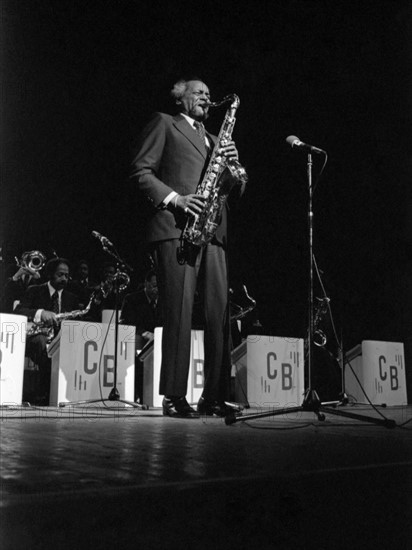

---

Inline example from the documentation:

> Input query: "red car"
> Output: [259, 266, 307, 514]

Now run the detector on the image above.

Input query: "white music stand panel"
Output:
[0, 313, 27, 405]
[48, 320, 135, 406]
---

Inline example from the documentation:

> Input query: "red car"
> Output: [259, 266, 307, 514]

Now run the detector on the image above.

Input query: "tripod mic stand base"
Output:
[59, 388, 149, 410]
[337, 392, 349, 406]
[225, 389, 397, 429]
[108, 387, 121, 401]
[59, 399, 148, 410]
[300, 389, 326, 421]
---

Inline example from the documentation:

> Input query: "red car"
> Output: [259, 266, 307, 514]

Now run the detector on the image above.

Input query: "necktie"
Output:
[51, 291, 60, 314]
[194, 121, 207, 148]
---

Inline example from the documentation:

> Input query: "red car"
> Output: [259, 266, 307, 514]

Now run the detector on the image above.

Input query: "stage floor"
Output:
[1, 403, 411, 550]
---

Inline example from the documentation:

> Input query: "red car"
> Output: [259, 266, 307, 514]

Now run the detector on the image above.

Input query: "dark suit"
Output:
[121, 289, 159, 349]
[131, 112, 244, 400]
[67, 278, 97, 310]
[15, 283, 79, 403]
[131, 112, 228, 244]
[1, 276, 38, 313]
[121, 288, 160, 401]
[15, 283, 80, 321]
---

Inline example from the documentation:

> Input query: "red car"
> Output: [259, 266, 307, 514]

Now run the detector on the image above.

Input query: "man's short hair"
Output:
[170, 76, 204, 100]
[46, 257, 70, 278]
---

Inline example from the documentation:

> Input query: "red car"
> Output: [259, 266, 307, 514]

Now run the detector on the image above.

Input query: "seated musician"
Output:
[120, 270, 160, 348]
[120, 270, 161, 402]
[67, 259, 98, 310]
[14, 258, 79, 405]
[1, 252, 44, 313]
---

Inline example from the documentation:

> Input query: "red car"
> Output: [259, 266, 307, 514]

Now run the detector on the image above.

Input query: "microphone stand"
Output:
[60, 237, 145, 410]
[225, 153, 395, 428]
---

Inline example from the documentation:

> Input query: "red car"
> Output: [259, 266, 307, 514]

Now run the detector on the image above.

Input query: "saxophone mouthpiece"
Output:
[208, 95, 237, 108]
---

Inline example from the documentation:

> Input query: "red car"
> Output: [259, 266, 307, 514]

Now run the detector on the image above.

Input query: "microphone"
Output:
[286, 135, 325, 155]
[92, 231, 114, 248]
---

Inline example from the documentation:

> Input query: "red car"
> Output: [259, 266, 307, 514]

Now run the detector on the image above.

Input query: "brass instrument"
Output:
[27, 292, 96, 342]
[114, 271, 130, 293]
[15, 250, 47, 272]
[182, 94, 248, 247]
[313, 296, 330, 347]
[99, 271, 130, 298]
[230, 285, 257, 322]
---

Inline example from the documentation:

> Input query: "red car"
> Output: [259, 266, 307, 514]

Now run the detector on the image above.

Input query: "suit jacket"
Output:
[14, 283, 80, 322]
[1, 277, 40, 313]
[131, 112, 236, 246]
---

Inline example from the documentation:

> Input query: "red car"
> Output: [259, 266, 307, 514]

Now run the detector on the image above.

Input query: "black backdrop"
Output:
[2, 0, 411, 349]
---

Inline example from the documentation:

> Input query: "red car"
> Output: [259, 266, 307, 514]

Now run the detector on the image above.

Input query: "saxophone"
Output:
[27, 291, 97, 343]
[181, 94, 248, 247]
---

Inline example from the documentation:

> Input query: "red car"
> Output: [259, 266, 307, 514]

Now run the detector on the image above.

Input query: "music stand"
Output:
[226, 152, 396, 429]
[60, 235, 145, 410]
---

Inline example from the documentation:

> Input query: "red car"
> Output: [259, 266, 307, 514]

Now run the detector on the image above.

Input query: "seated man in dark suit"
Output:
[121, 270, 159, 348]
[15, 257, 79, 405]
[67, 259, 98, 310]
[120, 270, 160, 401]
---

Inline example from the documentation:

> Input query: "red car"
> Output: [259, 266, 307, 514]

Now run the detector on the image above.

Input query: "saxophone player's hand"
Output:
[175, 194, 207, 217]
[41, 310, 58, 326]
[219, 140, 239, 161]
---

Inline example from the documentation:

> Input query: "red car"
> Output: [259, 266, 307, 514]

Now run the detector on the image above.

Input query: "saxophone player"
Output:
[14, 258, 79, 405]
[130, 76, 246, 418]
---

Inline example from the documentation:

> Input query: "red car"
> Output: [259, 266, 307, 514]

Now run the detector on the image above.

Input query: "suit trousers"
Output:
[152, 239, 231, 401]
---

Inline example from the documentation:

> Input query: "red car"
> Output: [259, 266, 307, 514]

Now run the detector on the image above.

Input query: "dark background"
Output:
[2, 0, 411, 350]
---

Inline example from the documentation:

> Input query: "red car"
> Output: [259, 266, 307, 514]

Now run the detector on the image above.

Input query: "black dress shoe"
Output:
[197, 397, 243, 417]
[162, 396, 200, 418]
